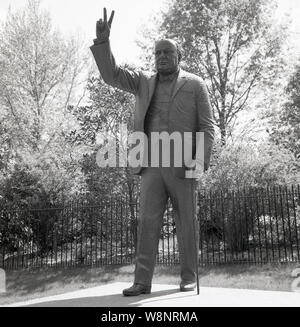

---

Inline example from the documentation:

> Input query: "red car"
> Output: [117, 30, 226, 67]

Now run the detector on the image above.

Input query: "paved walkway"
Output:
[2, 283, 300, 307]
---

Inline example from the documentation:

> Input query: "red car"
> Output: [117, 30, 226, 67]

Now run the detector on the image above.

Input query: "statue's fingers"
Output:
[103, 8, 107, 22]
[108, 10, 115, 26]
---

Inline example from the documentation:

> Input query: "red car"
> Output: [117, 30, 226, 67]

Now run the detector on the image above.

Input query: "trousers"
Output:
[133, 167, 199, 286]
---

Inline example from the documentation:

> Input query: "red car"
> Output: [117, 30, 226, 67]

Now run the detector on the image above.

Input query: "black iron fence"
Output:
[198, 185, 300, 265]
[0, 185, 299, 270]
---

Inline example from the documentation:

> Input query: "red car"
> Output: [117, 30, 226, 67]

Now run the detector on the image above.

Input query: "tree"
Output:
[68, 74, 140, 248]
[68, 73, 137, 197]
[199, 140, 300, 192]
[268, 59, 300, 161]
[0, 0, 90, 198]
[145, 0, 287, 144]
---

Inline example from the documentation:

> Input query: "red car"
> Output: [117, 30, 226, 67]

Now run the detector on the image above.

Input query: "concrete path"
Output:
[2, 282, 300, 307]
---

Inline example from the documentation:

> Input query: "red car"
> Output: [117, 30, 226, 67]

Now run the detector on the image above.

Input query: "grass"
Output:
[0, 262, 299, 305]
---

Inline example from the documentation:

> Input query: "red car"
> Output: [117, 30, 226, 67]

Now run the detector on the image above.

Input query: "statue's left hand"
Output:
[96, 8, 115, 41]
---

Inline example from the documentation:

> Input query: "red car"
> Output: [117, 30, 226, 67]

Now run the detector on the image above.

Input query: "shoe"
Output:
[123, 283, 151, 296]
[180, 281, 196, 292]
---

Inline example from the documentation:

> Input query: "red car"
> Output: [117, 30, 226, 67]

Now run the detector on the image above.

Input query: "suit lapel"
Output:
[172, 69, 187, 99]
[142, 73, 157, 117]
[148, 74, 157, 103]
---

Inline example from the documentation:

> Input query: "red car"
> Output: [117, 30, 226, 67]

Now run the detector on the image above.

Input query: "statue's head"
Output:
[154, 39, 182, 75]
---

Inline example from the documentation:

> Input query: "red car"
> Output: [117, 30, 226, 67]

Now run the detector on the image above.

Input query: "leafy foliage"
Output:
[143, 0, 288, 144]
[68, 74, 139, 198]
[199, 140, 300, 192]
[268, 59, 300, 161]
[0, 0, 89, 201]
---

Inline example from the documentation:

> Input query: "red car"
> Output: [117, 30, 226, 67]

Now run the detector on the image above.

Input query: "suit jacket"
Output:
[90, 40, 215, 178]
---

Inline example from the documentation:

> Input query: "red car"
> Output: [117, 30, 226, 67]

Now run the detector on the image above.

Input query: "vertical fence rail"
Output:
[291, 185, 300, 261]
[261, 189, 269, 263]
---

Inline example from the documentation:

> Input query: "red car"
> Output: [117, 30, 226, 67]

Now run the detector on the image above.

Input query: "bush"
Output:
[199, 140, 300, 192]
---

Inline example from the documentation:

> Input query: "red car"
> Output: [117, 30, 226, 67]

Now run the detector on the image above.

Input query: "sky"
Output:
[1, 0, 300, 65]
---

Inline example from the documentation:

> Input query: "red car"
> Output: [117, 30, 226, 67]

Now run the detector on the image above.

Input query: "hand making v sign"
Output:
[96, 8, 115, 42]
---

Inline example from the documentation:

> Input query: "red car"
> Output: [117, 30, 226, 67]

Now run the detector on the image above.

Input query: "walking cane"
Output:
[192, 177, 200, 295]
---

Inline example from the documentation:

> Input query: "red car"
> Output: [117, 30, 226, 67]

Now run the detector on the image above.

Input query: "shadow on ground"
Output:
[3, 265, 134, 300]
[21, 287, 184, 307]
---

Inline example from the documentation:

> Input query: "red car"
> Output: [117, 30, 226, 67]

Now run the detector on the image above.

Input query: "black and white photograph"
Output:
[0, 0, 300, 316]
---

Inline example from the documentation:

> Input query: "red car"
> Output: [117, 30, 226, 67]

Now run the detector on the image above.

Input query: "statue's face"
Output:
[155, 40, 179, 75]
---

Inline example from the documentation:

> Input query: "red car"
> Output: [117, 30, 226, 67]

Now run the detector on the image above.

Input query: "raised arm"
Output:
[90, 8, 140, 94]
